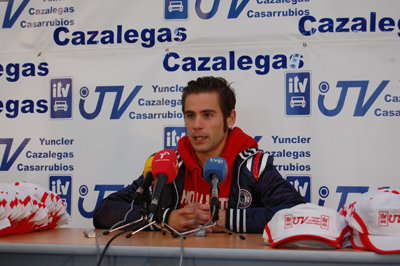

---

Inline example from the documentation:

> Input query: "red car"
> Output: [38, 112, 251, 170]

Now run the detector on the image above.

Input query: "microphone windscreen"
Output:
[143, 153, 156, 177]
[152, 149, 179, 184]
[204, 157, 227, 183]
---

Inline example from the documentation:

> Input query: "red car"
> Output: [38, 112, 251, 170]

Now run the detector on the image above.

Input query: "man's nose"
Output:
[193, 116, 203, 128]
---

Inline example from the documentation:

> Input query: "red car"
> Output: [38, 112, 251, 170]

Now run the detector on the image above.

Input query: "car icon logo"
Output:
[168, 1, 184, 12]
[54, 100, 68, 112]
[290, 96, 306, 108]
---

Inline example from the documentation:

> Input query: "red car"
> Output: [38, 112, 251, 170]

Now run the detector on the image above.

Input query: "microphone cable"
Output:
[96, 204, 211, 266]
[105, 195, 139, 233]
[96, 228, 133, 266]
[163, 222, 186, 266]
[173, 207, 217, 266]
[96, 196, 141, 265]
[178, 231, 184, 266]
[96, 153, 155, 265]
[95, 230, 107, 262]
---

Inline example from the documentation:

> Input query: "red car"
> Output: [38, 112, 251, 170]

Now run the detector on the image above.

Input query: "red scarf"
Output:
[177, 127, 258, 210]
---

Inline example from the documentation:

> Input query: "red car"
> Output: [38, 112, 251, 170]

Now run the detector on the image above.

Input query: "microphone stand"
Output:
[211, 223, 246, 240]
[210, 204, 246, 240]
[125, 219, 157, 238]
[103, 217, 144, 235]
[126, 207, 185, 266]
[125, 202, 183, 239]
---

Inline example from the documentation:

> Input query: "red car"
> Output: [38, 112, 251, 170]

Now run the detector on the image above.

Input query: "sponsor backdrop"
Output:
[0, 0, 399, 228]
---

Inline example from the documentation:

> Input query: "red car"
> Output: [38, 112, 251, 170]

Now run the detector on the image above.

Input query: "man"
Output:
[93, 76, 305, 233]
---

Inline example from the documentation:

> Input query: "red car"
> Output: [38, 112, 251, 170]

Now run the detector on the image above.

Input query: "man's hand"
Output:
[168, 203, 201, 231]
[168, 203, 226, 233]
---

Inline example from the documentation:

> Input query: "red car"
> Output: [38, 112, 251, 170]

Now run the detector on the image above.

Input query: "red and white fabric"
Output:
[0, 181, 69, 236]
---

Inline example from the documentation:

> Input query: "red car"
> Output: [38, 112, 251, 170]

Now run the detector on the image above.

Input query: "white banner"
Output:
[1, 0, 399, 228]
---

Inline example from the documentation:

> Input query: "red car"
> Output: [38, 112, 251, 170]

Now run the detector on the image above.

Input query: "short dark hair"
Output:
[182, 76, 236, 120]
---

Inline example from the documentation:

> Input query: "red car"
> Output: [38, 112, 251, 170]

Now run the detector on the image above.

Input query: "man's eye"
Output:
[185, 114, 194, 119]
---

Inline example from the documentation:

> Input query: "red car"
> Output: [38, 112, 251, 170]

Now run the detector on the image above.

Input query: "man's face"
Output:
[184, 92, 235, 159]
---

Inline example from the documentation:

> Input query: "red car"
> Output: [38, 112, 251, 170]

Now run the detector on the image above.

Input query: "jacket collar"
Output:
[177, 127, 258, 174]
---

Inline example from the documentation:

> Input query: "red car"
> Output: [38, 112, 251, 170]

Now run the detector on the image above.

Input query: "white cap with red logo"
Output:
[263, 203, 349, 249]
[343, 188, 400, 254]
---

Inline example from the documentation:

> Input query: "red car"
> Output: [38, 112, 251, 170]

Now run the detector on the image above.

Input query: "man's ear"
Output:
[228, 109, 236, 129]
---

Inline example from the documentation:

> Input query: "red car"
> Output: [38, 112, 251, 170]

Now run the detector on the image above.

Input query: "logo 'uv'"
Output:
[79, 85, 142, 119]
[318, 80, 389, 116]
[78, 184, 124, 218]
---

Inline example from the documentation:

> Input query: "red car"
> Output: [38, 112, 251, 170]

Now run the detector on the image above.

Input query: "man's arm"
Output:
[225, 153, 305, 233]
[92, 176, 146, 229]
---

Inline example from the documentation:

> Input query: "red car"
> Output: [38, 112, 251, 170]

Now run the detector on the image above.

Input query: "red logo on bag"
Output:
[284, 214, 293, 229]
[379, 211, 388, 227]
[284, 214, 330, 230]
[379, 211, 400, 226]
[321, 215, 329, 230]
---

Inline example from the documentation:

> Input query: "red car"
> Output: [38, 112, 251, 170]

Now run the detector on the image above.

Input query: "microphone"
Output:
[148, 149, 179, 221]
[134, 153, 156, 197]
[204, 157, 227, 221]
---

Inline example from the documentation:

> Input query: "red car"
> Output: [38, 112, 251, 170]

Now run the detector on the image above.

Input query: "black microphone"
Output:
[204, 157, 227, 221]
[147, 149, 179, 221]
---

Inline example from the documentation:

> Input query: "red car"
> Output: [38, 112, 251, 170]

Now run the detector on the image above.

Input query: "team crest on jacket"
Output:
[239, 189, 252, 208]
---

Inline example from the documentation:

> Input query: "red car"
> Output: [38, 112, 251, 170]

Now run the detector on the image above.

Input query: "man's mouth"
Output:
[193, 135, 207, 142]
